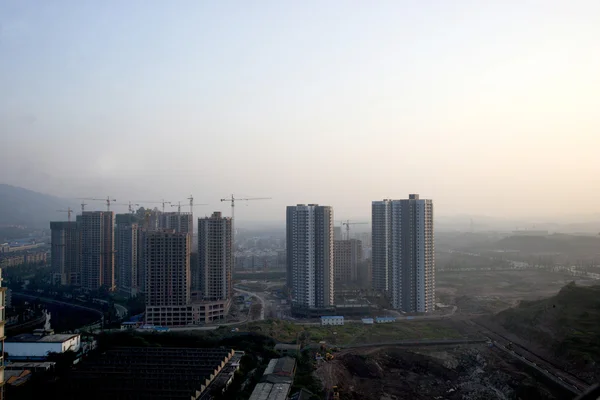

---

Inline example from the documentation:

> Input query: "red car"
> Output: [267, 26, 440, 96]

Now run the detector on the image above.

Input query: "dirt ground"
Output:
[436, 269, 597, 314]
[314, 344, 559, 400]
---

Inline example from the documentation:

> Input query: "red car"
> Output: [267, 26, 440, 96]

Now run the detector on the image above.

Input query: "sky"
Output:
[1, 1, 599, 222]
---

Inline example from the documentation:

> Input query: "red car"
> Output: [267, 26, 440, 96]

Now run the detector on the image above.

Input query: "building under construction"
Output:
[333, 239, 362, 287]
[144, 229, 191, 326]
[50, 221, 80, 286]
[63, 347, 236, 399]
[80, 211, 115, 291]
[196, 212, 233, 322]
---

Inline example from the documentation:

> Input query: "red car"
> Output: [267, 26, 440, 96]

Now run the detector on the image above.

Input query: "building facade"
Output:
[371, 195, 435, 312]
[115, 214, 139, 297]
[371, 201, 391, 293]
[286, 204, 334, 310]
[50, 221, 80, 286]
[80, 211, 115, 291]
[162, 212, 193, 234]
[144, 230, 191, 326]
[197, 212, 233, 321]
[333, 239, 362, 287]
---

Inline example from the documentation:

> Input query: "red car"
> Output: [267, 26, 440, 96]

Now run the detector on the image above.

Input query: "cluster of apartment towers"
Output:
[51, 210, 233, 326]
[287, 194, 435, 314]
[50, 194, 434, 326]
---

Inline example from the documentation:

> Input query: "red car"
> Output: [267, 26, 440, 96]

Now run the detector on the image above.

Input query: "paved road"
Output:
[342, 338, 487, 349]
[168, 287, 265, 331]
[114, 303, 128, 319]
[13, 292, 104, 318]
[234, 287, 266, 321]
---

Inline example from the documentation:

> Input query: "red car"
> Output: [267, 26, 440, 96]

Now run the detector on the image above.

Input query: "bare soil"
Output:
[314, 345, 559, 400]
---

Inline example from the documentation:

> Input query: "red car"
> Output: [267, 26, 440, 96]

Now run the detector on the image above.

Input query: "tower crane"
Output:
[56, 207, 74, 222]
[342, 220, 369, 240]
[171, 200, 208, 215]
[219, 195, 271, 222]
[83, 197, 117, 211]
[132, 199, 172, 213]
[113, 202, 140, 214]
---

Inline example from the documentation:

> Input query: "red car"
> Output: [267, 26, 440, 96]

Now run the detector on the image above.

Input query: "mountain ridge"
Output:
[0, 183, 73, 228]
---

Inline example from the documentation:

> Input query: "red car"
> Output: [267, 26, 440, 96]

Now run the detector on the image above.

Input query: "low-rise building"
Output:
[4, 333, 81, 360]
[248, 357, 296, 400]
[321, 316, 344, 326]
[67, 347, 235, 399]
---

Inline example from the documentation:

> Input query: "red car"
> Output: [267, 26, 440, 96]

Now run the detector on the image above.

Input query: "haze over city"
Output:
[2, 1, 599, 222]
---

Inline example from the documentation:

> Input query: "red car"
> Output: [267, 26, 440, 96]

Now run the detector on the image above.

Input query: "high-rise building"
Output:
[371, 201, 391, 293]
[196, 212, 233, 321]
[145, 229, 191, 326]
[115, 214, 139, 297]
[80, 211, 115, 290]
[50, 221, 80, 286]
[333, 226, 342, 241]
[161, 212, 193, 234]
[286, 204, 334, 311]
[371, 194, 435, 312]
[334, 239, 362, 287]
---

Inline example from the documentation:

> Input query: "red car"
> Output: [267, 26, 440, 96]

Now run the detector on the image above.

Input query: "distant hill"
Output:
[0, 184, 71, 228]
[495, 282, 600, 378]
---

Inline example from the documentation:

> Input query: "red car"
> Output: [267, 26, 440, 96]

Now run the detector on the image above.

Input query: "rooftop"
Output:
[7, 333, 79, 343]
[248, 382, 291, 400]
[66, 347, 234, 400]
[274, 343, 299, 350]
[321, 316, 344, 319]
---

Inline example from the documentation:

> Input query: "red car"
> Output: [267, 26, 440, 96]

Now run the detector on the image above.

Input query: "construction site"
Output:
[313, 343, 563, 400]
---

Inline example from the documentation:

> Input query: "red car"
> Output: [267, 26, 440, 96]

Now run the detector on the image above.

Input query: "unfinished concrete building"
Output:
[144, 230, 191, 326]
[50, 221, 80, 286]
[334, 238, 362, 288]
[80, 211, 115, 291]
[196, 212, 233, 322]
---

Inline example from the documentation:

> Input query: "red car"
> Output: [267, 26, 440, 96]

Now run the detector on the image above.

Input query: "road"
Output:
[470, 320, 588, 395]
[13, 292, 104, 318]
[168, 287, 266, 331]
[114, 303, 128, 319]
[234, 286, 266, 321]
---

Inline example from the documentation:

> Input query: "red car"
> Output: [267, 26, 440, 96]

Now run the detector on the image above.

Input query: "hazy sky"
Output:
[1, 1, 599, 221]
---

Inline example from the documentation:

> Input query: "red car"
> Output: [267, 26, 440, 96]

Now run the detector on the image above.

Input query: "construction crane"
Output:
[171, 200, 208, 215]
[342, 220, 369, 240]
[56, 207, 74, 222]
[83, 197, 117, 211]
[80, 200, 87, 213]
[132, 199, 172, 213]
[219, 195, 271, 222]
[113, 202, 140, 214]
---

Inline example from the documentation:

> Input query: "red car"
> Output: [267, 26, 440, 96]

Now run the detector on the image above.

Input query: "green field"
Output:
[243, 319, 463, 346]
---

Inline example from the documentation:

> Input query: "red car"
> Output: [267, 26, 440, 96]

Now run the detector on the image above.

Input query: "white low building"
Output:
[5, 333, 81, 360]
[321, 316, 344, 326]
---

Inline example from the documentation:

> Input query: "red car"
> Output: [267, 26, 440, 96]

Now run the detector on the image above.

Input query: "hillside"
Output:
[0, 184, 70, 228]
[494, 282, 600, 378]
